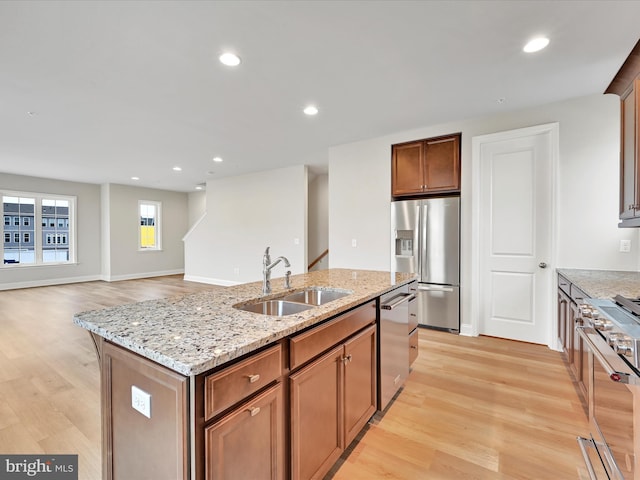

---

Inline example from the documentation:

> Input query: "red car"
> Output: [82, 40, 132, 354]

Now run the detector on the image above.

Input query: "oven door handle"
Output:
[576, 326, 639, 385]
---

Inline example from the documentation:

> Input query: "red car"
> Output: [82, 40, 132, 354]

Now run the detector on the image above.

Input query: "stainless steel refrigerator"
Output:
[391, 196, 460, 332]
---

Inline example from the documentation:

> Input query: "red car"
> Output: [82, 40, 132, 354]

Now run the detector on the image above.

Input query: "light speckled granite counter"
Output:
[73, 269, 415, 376]
[557, 269, 640, 299]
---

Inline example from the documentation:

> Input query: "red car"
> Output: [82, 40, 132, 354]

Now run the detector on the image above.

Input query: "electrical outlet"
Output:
[293, 237, 300, 245]
[351, 238, 357, 248]
[131, 385, 151, 418]
[233, 267, 240, 276]
[620, 239, 631, 253]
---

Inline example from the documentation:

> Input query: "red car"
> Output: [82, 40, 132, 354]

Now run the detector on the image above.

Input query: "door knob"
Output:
[538, 262, 547, 269]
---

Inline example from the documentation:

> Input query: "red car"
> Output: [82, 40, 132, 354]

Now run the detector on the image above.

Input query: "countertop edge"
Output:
[74, 270, 417, 377]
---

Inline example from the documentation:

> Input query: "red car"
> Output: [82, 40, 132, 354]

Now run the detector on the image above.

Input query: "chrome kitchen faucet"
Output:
[262, 246, 291, 295]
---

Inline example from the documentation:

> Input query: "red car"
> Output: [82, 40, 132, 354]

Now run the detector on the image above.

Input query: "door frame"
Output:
[469, 123, 559, 350]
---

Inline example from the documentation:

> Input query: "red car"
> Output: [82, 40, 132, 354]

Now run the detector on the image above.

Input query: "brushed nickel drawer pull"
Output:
[248, 407, 261, 417]
[246, 374, 260, 383]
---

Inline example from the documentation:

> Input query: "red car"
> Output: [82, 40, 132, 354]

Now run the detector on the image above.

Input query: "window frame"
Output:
[138, 200, 162, 251]
[1, 190, 76, 268]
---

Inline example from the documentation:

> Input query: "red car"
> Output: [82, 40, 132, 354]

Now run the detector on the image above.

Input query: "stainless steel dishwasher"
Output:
[378, 284, 415, 411]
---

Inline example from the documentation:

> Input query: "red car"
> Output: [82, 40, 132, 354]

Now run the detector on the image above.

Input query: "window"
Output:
[1, 192, 75, 266]
[139, 201, 161, 250]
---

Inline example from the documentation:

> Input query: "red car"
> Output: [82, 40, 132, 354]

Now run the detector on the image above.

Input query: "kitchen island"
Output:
[74, 269, 415, 480]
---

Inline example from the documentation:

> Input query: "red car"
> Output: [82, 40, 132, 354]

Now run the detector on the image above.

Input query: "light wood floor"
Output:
[0, 276, 591, 479]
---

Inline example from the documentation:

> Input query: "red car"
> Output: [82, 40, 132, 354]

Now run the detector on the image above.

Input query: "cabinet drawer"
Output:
[409, 328, 419, 366]
[557, 274, 571, 296]
[289, 301, 376, 371]
[570, 284, 588, 305]
[205, 344, 282, 420]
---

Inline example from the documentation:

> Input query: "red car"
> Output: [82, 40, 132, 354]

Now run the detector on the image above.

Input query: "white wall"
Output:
[102, 183, 188, 281]
[308, 174, 328, 270]
[0, 173, 102, 289]
[184, 165, 307, 285]
[188, 190, 206, 226]
[328, 93, 640, 332]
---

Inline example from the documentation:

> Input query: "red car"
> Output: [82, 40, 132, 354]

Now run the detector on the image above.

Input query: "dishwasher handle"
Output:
[380, 293, 416, 310]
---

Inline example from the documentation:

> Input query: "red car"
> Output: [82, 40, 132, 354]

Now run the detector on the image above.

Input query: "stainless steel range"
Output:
[583, 295, 640, 379]
[576, 295, 640, 480]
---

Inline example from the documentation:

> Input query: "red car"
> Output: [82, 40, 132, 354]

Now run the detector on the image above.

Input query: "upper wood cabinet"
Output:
[391, 133, 461, 197]
[605, 39, 640, 227]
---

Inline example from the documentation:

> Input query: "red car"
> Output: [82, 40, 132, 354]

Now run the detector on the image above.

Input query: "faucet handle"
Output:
[264, 246, 270, 255]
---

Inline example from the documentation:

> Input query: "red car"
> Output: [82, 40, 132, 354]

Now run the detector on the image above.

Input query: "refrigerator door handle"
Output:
[414, 204, 421, 278]
[418, 285, 455, 293]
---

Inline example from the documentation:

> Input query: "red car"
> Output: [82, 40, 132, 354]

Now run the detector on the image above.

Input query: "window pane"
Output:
[42, 198, 70, 263]
[139, 202, 160, 249]
[2, 196, 36, 265]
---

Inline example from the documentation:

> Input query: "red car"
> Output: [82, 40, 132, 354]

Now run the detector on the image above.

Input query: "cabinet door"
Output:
[424, 135, 460, 193]
[392, 141, 425, 196]
[290, 345, 344, 480]
[205, 383, 284, 480]
[620, 78, 640, 221]
[557, 290, 568, 355]
[343, 325, 377, 446]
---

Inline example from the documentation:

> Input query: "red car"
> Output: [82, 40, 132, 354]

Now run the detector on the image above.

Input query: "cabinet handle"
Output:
[245, 374, 260, 383]
[247, 407, 261, 417]
[342, 354, 352, 365]
[410, 345, 418, 350]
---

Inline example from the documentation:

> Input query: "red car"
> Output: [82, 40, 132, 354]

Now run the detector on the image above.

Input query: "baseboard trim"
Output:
[0, 274, 103, 291]
[183, 275, 240, 287]
[459, 323, 477, 337]
[102, 269, 185, 282]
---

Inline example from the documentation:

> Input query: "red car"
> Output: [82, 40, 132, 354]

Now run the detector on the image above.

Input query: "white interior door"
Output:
[472, 124, 557, 345]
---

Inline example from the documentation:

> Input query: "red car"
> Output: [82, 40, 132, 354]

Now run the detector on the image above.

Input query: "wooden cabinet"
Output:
[620, 76, 640, 225]
[290, 323, 376, 480]
[343, 326, 377, 446]
[205, 383, 284, 480]
[605, 39, 640, 227]
[556, 274, 589, 415]
[557, 275, 571, 354]
[391, 133, 461, 197]
[101, 341, 189, 480]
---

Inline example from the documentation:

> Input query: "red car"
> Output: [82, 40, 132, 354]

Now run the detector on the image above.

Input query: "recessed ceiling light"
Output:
[212, 156, 223, 163]
[219, 52, 241, 66]
[303, 105, 319, 116]
[195, 186, 203, 190]
[131, 176, 140, 180]
[523, 37, 549, 53]
[173, 166, 182, 172]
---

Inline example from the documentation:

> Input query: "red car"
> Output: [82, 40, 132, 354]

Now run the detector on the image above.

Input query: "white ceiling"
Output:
[1, 1, 639, 192]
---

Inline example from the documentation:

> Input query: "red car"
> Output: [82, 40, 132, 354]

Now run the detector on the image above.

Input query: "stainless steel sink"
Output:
[236, 300, 313, 316]
[282, 288, 350, 306]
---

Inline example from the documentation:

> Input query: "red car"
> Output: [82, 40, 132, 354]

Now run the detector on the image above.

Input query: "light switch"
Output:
[131, 385, 151, 418]
[351, 239, 357, 248]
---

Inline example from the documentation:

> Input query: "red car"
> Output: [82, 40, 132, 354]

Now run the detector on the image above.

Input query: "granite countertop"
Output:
[557, 269, 640, 299]
[73, 269, 416, 376]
